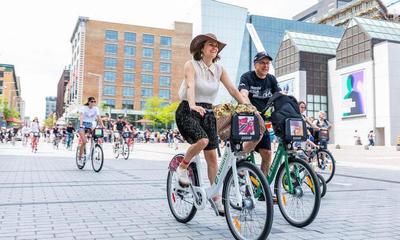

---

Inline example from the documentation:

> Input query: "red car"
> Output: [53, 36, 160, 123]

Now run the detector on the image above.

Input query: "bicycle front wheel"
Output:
[122, 143, 130, 160]
[275, 157, 321, 228]
[76, 146, 85, 170]
[113, 143, 120, 159]
[223, 161, 273, 240]
[312, 149, 336, 183]
[91, 144, 104, 172]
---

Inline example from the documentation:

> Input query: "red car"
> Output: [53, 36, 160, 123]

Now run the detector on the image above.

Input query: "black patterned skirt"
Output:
[175, 101, 218, 150]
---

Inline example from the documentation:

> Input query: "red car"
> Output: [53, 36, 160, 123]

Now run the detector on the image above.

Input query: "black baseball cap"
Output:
[253, 51, 273, 62]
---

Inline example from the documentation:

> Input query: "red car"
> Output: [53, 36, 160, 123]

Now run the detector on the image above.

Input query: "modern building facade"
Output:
[274, 32, 341, 119]
[294, 0, 400, 27]
[195, 0, 344, 103]
[65, 17, 192, 120]
[327, 17, 400, 146]
[293, 0, 356, 22]
[45, 97, 57, 119]
[56, 68, 70, 119]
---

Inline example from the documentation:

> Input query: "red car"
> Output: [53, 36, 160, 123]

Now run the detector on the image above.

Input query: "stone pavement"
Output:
[0, 141, 399, 239]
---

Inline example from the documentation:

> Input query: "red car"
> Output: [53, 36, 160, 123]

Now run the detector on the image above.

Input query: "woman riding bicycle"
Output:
[30, 117, 40, 152]
[78, 97, 105, 161]
[175, 33, 253, 215]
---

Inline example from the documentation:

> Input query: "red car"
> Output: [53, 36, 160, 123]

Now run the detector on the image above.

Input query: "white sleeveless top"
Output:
[178, 60, 223, 104]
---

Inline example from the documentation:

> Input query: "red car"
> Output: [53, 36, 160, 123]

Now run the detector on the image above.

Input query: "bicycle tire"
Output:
[76, 146, 85, 169]
[122, 143, 130, 160]
[167, 160, 199, 223]
[316, 149, 336, 183]
[113, 143, 120, 159]
[317, 173, 327, 198]
[91, 144, 104, 172]
[275, 157, 321, 228]
[223, 161, 273, 240]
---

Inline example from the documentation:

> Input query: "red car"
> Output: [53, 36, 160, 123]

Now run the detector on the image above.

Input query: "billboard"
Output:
[279, 79, 294, 96]
[341, 70, 365, 118]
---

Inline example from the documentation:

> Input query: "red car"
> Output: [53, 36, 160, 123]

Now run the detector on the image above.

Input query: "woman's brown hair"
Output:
[192, 41, 220, 63]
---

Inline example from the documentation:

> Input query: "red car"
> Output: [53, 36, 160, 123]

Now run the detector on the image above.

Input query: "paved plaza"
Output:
[0, 141, 399, 239]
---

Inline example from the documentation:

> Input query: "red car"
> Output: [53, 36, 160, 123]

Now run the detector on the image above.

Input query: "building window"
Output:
[104, 58, 117, 69]
[0, 71, 3, 78]
[142, 48, 154, 58]
[141, 88, 153, 97]
[105, 30, 118, 41]
[143, 34, 154, 45]
[159, 89, 170, 99]
[142, 61, 153, 71]
[160, 63, 171, 73]
[124, 32, 136, 42]
[306, 94, 328, 119]
[160, 36, 172, 47]
[141, 74, 153, 85]
[104, 71, 116, 82]
[105, 44, 117, 55]
[103, 86, 116, 96]
[123, 73, 135, 83]
[103, 99, 116, 108]
[159, 76, 170, 87]
[141, 100, 147, 110]
[124, 46, 136, 57]
[160, 49, 171, 60]
[124, 59, 135, 70]
[122, 100, 134, 109]
[123, 87, 134, 97]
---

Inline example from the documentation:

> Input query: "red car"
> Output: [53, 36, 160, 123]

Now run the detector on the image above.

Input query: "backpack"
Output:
[265, 93, 304, 140]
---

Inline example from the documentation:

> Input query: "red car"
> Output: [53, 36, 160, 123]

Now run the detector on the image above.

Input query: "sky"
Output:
[0, 0, 318, 120]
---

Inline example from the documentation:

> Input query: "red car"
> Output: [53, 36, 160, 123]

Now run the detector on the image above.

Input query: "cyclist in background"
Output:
[30, 117, 40, 152]
[78, 97, 105, 161]
[66, 122, 75, 149]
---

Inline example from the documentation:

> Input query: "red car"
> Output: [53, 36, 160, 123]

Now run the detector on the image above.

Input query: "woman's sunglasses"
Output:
[90, 100, 96, 103]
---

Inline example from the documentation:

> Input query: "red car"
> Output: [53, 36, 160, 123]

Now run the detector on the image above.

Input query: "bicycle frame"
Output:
[189, 142, 245, 211]
[249, 141, 296, 194]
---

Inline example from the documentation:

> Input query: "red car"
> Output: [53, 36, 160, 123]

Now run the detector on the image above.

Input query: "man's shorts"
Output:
[255, 132, 271, 152]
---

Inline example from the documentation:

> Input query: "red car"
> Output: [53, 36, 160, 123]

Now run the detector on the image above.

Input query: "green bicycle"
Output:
[246, 138, 321, 227]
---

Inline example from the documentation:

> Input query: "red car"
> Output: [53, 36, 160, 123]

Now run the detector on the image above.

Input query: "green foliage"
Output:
[143, 96, 178, 128]
[0, 96, 19, 119]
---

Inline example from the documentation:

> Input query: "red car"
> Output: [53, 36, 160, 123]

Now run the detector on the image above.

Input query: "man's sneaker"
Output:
[176, 167, 190, 187]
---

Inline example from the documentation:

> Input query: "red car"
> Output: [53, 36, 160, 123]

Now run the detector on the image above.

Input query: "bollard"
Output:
[335, 144, 341, 149]
[397, 135, 400, 151]
[364, 145, 369, 150]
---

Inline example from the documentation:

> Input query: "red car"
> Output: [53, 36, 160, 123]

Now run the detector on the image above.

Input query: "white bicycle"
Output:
[167, 140, 274, 240]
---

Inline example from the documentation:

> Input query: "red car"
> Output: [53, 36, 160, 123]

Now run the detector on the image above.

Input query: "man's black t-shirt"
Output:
[116, 121, 126, 132]
[66, 126, 75, 134]
[238, 71, 281, 112]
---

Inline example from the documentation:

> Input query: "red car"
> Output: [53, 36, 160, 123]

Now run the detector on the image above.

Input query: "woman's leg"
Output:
[78, 131, 87, 159]
[203, 149, 218, 185]
[178, 138, 209, 169]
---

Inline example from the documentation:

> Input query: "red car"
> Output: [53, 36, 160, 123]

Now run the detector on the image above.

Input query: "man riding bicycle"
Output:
[66, 122, 75, 149]
[238, 51, 281, 177]
[78, 97, 105, 162]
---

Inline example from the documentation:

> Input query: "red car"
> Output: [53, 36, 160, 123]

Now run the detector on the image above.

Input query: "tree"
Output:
[0, 97, 20, 119]
[143, 97, 179, 128]
[43, 113, 56, 128]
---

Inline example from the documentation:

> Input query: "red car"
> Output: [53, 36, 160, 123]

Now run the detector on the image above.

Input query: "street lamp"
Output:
[87, 72, 103, 105]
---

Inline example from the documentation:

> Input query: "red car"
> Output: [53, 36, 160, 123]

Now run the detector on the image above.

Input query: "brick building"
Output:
[64, 17, 192, 120]
[56, 68, 70, 118]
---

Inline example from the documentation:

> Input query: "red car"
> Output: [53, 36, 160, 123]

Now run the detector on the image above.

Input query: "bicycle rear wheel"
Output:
[122, 143, 130, 160]
[317, 173, 327, 198]
[312, 149, 336, 183]
[91, 144, 104, 172]
[166, 155, 198, 223]
[223, 161, 273, 240]
[275, 157, 321, 228]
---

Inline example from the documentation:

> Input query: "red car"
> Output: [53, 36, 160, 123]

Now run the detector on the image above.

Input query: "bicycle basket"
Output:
[93, 128, 104, 138]
[122, 132, 131, 138]
[319, 129, 329, 141]
[284, 118, 307, 141]
[231, 113, 260, 142]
